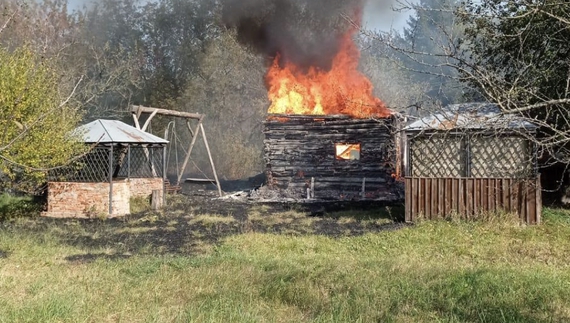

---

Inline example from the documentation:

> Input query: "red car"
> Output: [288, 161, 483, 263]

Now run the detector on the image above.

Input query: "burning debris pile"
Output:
[222, 0, 401, 201]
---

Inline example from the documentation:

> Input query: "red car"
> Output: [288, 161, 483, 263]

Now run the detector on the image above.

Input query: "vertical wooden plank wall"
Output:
[404, 176, 541, 224]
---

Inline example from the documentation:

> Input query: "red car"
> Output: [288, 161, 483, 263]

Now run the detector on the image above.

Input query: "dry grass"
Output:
[0, 208, 570, 322]
[188, 214, 237, 226]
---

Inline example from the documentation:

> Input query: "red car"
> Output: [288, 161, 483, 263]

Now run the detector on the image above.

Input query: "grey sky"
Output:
[363, 0, 411, 32]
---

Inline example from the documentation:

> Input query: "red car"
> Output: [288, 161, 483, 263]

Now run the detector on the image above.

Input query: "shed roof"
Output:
[404, 102, 538, 131]
[74, 119, 169, 144]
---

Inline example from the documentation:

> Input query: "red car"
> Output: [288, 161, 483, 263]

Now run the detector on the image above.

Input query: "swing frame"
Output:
[130, 105, 223, 197]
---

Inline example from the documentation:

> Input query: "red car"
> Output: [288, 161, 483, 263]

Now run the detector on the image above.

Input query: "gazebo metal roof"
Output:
[404, 103, 538, 131]
[74, 119, 168, 145]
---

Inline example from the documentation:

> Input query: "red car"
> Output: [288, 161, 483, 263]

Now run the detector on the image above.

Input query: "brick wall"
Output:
[129, 178, 164, 200]
[43, 178, 164, 218]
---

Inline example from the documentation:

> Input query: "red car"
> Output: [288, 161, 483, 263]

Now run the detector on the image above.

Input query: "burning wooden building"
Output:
[264, 114, 401, 201]
[261, 25, 401, 201]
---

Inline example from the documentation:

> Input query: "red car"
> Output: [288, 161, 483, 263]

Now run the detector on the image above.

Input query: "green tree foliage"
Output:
[1, 0, 141, 121]
[0, 47, 84, 189]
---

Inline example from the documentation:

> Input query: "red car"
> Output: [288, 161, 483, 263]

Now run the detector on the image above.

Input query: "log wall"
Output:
[264, 114, 401, 200]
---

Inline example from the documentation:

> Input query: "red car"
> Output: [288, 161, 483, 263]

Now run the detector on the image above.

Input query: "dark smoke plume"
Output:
[221, 0, 366, 70]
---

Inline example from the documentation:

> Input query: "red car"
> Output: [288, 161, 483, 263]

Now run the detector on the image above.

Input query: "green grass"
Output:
[1, 208, 570, 322]
[0, 193, 42, 220]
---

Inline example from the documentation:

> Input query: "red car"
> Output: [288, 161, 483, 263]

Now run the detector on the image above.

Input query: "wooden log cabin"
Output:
[263, 114, 402, 201]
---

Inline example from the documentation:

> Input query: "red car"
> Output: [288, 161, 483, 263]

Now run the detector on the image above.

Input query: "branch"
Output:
[500, 98, 570, 114]
[0, 138, 101, 172]
[0, 5, 19, 35]
[0, 75, 84, 152]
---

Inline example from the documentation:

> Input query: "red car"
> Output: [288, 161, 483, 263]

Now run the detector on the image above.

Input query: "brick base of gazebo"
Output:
[42, 178, 163, 218]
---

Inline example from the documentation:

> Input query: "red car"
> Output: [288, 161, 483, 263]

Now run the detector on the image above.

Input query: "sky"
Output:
[363, 0, 411, 32]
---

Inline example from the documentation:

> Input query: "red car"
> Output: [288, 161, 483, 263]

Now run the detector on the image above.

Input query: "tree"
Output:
[0, 47, 84, 190]
[1, 0, 142, 121]
[358, 32, 432, 109]
[396, 0, 468, 107]
[453, 0, 570, 197]
[457, 0, 570, 155]
[179, 29, 267, 178]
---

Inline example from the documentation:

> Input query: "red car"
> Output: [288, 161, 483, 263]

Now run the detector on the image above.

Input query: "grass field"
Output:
[1, 201, 570, 322]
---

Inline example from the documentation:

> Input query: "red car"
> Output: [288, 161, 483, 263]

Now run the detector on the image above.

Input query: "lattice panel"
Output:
[116, 146, 164, 178]
[49, 147, 111, 182]
[410, 136, 464, 177]
[470, 136, 532, 178]
[49, 145, 164, 182]
[409, 134, 534, 179]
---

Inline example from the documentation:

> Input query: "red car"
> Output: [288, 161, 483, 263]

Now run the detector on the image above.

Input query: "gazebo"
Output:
[44, 119, 168, 218]
[403, 103, 541, 223]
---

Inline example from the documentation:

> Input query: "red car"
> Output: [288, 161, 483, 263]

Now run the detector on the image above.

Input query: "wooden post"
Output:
[131, 112, 157, 177]
[127, 145, 131, 179]
[163, 145, 167, 207]
[200, 123, 223, 197]
[151, 190, 162, 210]
[536, 174, 542, 224]
[141, 109, 159, 132]
[311, 177, 315, 199]
[132, 113, 141, 129]
[177, 117, 203, 185]
[108, 145, 114, 215]
[361, 177, 366, 199]
[131, 105, 203, 120]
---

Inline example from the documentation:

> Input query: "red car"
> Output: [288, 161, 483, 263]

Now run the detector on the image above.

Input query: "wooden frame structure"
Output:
[130, 105, 222, 197]
[264, 114, 401, 201]
[403, 103, 541, 224]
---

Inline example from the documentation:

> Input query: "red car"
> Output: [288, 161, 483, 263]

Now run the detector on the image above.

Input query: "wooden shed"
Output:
[403, 103, 541, 223]
[264, 114, 402, 201]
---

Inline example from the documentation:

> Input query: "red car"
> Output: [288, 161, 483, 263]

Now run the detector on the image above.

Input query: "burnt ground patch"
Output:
[1, 190, 407, 261]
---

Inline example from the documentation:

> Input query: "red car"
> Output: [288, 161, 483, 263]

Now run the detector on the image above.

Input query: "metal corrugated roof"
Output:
[404, 102, 538, 131]
[74, 119, 169, 144]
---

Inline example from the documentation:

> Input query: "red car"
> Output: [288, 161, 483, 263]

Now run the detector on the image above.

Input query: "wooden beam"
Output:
[131, 105, 203, 120]
[186, 120, 195, 137]
[200, 123, 223, 197]
[132, 113, 141, 129]
[176, 117, 203, 185]
[141, 109, 159, 132]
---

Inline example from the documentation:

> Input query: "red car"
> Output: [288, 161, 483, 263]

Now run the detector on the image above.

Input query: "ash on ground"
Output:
[180, 173, 404, 217]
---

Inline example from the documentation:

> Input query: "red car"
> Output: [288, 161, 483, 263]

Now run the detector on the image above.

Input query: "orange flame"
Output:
[265, 30, 391, 118]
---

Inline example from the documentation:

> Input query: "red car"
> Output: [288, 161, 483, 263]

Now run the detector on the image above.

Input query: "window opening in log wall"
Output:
[335, 143, 361, 160]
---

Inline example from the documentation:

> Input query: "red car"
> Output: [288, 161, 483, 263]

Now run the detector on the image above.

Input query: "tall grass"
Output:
[1, 209, 570, 322]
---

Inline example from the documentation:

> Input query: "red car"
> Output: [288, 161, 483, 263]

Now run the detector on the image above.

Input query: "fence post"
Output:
[151, 190, 162, 210]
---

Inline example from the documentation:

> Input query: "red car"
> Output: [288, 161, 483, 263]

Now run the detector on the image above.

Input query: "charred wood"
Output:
[264, 115, 402, 201]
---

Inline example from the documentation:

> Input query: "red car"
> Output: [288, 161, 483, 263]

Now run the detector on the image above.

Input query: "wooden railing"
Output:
[404, 176, 541, 224]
